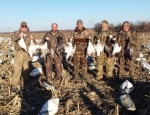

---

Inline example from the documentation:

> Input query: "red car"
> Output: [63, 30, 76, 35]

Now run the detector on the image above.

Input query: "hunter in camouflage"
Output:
[70, 19, 91, 80]
[42, 23, 66, 84]
[115, 21, 138, 80]
[94, 20, 114, 80]
[11, 21, 34, 87]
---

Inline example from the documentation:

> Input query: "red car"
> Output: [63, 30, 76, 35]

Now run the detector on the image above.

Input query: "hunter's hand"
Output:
[30, 35, 34, 40]
[19, 33, 24, 38]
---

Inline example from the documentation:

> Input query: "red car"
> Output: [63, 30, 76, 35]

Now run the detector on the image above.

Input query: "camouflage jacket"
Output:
[116, 30, 138, 58]
[13, 29, 33, 51]
[42, 30, 66, 55]
[94, 30, 113, 55]
[94, 30, 113, 45]
[70, 27, 91, 52]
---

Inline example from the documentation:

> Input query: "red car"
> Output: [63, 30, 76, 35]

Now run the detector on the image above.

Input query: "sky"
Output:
[0, 0, 150, 32]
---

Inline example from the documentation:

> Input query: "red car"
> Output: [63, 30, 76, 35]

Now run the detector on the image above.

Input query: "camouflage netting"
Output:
[0, 36, 150, 115]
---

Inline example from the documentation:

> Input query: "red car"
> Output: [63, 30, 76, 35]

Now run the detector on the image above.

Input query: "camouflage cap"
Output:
[77, 19, 83, 25]
[102, 20, 108, 25]
[20, 21, 27, 26]
[123, 21, 130, 27]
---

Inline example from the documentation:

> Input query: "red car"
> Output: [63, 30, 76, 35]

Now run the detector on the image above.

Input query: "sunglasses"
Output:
[21, 26, 27, 28]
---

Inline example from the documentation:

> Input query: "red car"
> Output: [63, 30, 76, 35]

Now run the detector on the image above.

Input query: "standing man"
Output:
[116, 21, 138, 80]
[70, 19, 91, 80]
[94, 20, 114, 80]
[42, 23, 66, 84]
[11, 21, 34, 87]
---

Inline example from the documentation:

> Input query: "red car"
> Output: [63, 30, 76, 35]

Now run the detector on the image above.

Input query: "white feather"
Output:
[32, 54, 39, 62]
[28, 40, 36, 57]
[40, 42, 48, 50]
[18, 37, 27, 51]
[112, 43, 121, 55]
[94, 39, 104, 56]
[86, 40, 95, 57]
[65, 41, 76, 59]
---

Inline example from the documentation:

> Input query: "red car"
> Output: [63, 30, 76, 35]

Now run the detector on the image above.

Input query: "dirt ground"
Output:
[0, 32, 150, 115]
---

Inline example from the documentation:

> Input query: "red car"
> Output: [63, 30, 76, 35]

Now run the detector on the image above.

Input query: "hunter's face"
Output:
[123, 25, 130, 32]
[101, 23, 108, 31]
[77, 23, 83, 30]
[20, 26, 28, 32]
[51, 24, 58, 32]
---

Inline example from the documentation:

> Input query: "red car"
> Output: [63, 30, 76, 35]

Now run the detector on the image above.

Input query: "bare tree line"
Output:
[93, 21, 150, 32]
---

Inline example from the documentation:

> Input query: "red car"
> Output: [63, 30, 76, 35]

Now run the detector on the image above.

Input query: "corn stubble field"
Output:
[0, 31, 150, 115]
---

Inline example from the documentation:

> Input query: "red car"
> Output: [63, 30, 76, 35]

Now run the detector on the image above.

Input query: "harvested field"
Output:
[0, 32, 150, 115]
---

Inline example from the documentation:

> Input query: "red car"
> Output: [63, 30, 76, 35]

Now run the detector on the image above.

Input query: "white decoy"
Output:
[30, 68, 43, 77]
[141, 60, 150, 74]
[0, 51, 4, 56]
[94, 39, 104, 56]
[120, 80, 134, 94]
[118, 94, 136, 111]
[139, 52, 144, 58]
[112, 43, 121, 55]
[136, 52, 146, 62]
[10, 58, 14, 64]
[32, 54, 39, 62]
[28, 40, 36, 57]
[86, 40, 95, 57]
[65, 41, 76, 59]
[136, 57, 146, 62]
[10, 46, 15, 51]
[39, 98, 59, 115]
[0, 59, 2, 64]
[18, 37, 27, 51]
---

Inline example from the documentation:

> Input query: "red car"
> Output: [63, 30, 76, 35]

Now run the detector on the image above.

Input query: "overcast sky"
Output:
[0, 0, 150, 32]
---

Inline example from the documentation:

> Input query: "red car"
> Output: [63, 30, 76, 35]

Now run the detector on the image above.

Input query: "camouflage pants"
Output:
[11, 50, 31, 86]
[46, 54, 62, 80]
[96, 52, 114, 79]
[119, 57, 135, 77]
[74, 52, 87, 75]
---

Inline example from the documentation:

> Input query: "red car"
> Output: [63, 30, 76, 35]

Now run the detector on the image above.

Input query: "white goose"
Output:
[28, 40, 36, 57]
[94, 39, 104, 56]
[86, 40, 95, 57]
[65, 40, 76, 60]
[18, 36, 27, 51]
[112, 43, 121, 55]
